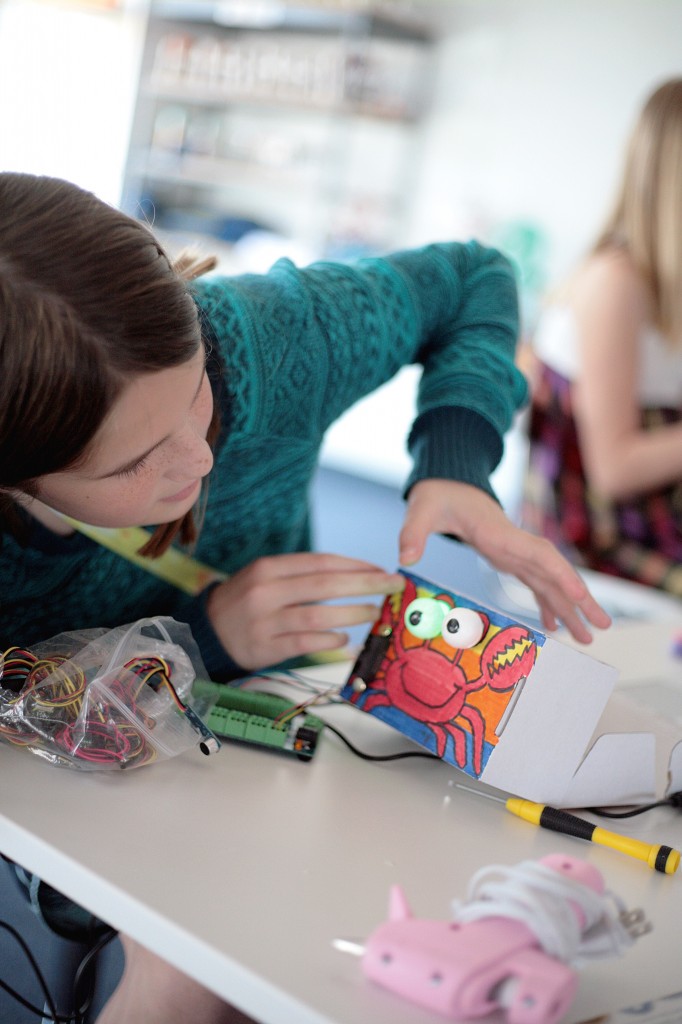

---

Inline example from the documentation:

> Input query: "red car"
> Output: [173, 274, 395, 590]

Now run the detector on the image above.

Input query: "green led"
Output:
[403, 597, 450, 639]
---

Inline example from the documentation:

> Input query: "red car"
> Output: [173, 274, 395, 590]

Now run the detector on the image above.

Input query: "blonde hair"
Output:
[592, 78, 682, 346]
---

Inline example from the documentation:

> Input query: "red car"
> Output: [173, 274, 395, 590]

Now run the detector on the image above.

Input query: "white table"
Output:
[1, 620, 682, 1024]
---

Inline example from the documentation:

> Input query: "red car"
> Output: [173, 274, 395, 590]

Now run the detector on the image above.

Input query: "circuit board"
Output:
[193, 680, 324, 761]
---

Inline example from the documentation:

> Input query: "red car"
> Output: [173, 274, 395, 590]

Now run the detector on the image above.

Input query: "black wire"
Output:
[325, 719, 682, 807]
[0, 976, 64, 1019]
[0, 918, 118, 1023]
[586, 799, 675, 818]
[265, 680, 682, 798]
[72, 928, 118, 1024]
[586, 791, 682, 818]
[242, 680, 441, 762]
[0, 918, 58, 1020]
[323, 720, 440, 762]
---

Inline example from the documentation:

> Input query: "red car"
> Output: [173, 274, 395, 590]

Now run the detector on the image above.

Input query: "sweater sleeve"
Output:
[173, 584, 247, 681]
[272, 241, 526, 499]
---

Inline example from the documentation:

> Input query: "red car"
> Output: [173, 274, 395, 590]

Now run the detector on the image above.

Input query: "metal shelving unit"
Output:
[120, 0, 435, 259]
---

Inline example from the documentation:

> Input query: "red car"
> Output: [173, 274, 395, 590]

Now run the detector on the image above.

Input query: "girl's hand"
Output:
[206, 553, 405, 670]
[399, 479, 612, 644]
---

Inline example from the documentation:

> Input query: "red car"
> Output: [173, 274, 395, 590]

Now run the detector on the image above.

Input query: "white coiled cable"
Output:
[451, 860, 636, 968]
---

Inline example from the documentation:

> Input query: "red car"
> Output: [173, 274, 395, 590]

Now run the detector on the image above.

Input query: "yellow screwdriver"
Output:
[458, 785, 681, 875]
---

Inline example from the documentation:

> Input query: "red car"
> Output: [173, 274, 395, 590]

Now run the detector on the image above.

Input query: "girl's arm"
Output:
[304, 241, 526, 496]
[573, 252, 682, 499]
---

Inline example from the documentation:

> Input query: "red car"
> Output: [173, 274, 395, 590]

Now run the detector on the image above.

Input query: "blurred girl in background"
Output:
[525, 79, 682, 596]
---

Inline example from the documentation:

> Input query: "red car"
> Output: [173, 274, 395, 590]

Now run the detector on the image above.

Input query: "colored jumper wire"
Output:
[459, 786, 681, 875]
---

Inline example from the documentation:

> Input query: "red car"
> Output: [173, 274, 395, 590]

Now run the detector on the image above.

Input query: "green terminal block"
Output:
[193, 680, 324, 761]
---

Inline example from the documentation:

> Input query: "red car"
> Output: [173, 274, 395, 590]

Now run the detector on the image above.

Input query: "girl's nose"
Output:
[168, 429, 214, 481]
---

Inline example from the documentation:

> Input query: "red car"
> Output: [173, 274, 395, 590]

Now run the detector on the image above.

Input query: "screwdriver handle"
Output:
[505, 798, 680, 875]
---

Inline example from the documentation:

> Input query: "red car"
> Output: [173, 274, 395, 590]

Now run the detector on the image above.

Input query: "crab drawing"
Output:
[349, 577, 537, 777]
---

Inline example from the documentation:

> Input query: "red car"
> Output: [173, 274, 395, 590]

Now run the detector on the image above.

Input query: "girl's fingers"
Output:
[266, 601, 382, 637]
[247, 551, 397, 581]
[264, 569, 405, 610]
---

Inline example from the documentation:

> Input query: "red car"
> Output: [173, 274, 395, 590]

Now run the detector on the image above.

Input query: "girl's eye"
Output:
[440, 608, 486, 649]
[118, 456, 149, 479]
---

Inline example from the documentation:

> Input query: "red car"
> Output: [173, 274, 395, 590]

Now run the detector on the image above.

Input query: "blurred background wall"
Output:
[1, 0, 681, 503]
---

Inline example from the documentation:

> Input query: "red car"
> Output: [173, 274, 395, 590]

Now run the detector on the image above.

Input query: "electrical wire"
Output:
[251, 667, 343, 698]
[272, 685, 339, 726]
[254, 670, 682, 784]
[71, 928, 118, 1024]
[322, 720, 440, 762]
[249, 670, 442, 762]
[586, 791, 682, 818]
[0, 919, 118, 1023]
[0, 919, 58, 1021]
[451, 860, 636, 968]
[0, 647, 204, 767]
[263, 672, 682, 795]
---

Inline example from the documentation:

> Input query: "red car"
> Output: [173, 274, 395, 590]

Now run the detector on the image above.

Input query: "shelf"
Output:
[140, 151, 317, 189]
[142, 82, 424, 123]
[145, 18, 431, 122]
[149, 1, 433, 44]
[121, 0, 436, 255]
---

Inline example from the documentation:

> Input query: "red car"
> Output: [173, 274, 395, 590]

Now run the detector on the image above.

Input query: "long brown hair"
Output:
[0, 173, 219, 556]
[591, 78, 682, 345]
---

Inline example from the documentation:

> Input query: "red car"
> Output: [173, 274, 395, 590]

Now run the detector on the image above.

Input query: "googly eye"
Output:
[440, 607, 485, 649]
[404, 598, 450, 639]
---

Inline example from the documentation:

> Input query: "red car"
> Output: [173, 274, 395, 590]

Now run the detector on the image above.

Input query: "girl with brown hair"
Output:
[0, 171, 608, 1022]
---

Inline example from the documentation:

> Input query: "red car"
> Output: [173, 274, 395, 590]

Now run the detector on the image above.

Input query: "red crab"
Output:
[350, 579, 539, 777]
[350, 579, 491, 774]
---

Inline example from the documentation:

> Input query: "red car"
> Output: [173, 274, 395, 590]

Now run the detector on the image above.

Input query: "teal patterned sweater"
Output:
[0, 241, 526, 678]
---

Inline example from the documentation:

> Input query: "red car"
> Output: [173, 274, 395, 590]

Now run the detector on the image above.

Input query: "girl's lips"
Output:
[161, 478, 201, 504]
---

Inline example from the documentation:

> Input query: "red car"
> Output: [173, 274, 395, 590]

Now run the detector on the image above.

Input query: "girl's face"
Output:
[34, 347, 214, 527]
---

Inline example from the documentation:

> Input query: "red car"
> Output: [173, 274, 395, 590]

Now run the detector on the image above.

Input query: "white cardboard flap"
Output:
[566, 689, 681, 805]
[560, 732, 656, 807]
[480, 638, 619, 803]
[667, 741, 682, 795]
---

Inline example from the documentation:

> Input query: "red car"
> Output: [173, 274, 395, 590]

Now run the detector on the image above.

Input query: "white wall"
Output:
[4, 0, 680, 280]
[2, 0, 681, 503]
[408, 0, 682, 286]
[0, 0, 146, 206]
